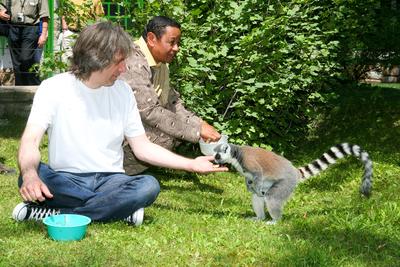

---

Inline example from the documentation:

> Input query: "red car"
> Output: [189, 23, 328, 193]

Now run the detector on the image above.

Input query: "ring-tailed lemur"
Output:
[213, 143, 372, 225]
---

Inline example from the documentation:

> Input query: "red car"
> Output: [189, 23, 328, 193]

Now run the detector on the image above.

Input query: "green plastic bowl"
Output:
[43, 214, 91, 241]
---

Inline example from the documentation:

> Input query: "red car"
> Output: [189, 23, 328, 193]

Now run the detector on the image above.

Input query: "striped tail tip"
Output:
[360, 175, 372, 197]
[360, 149, 373, 197]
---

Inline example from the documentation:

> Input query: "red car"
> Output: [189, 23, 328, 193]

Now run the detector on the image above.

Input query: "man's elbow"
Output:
[128, 135, 152, 161]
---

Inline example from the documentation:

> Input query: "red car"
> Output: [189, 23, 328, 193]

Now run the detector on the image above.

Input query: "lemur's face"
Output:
[213, 144, 232, 164]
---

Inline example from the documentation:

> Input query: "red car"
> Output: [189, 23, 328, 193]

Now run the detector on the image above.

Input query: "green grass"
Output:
[1, 83, 399, 266]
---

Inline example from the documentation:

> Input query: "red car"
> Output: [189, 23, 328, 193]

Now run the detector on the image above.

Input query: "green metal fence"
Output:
[102, 1, 132, 29]
[43, 0, 134, 59]
[0, 0, 142, 73]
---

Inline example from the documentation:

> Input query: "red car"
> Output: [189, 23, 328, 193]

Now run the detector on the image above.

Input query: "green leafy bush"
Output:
[38, 0, 398, 151]
[122, 0, 341, 150]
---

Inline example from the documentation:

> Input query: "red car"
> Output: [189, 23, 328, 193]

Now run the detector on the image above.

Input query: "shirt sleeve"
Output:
[27, 79, 55, 131]
[39, 0, 50, 19]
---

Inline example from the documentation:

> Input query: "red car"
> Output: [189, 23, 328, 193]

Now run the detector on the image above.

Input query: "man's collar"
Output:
[135, 37, 158, 67]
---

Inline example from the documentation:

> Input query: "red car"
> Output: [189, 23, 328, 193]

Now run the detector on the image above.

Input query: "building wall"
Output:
[0, 87, 37, 117]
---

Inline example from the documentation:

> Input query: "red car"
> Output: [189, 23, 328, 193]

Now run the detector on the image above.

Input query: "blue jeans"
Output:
[18, 163, 160, 222]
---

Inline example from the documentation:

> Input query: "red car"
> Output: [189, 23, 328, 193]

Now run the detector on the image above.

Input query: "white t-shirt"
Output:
[28, 72, 145, 173]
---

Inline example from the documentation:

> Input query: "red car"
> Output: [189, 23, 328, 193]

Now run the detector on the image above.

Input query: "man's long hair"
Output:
[71, 21, 132, 80]
[142, 16, 181, 41]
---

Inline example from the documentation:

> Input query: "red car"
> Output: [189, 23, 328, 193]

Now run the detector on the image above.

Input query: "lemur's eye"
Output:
[247, 180, 253, 185]
[223, 145, 228, 153]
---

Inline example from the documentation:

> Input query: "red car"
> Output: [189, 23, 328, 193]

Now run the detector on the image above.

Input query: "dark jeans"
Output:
[8, 24, 41, 85]
[18, 163, 160, 222]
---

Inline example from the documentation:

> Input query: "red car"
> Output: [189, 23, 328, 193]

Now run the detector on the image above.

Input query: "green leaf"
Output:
[187, 57, 198, 67]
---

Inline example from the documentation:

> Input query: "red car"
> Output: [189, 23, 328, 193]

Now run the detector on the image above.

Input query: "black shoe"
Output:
[12, 202, 60, 221]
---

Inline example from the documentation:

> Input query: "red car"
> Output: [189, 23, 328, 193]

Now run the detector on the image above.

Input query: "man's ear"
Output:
[146, 32, 158, 48]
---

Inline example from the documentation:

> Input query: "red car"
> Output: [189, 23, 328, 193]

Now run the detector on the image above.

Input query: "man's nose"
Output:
[172, 43, 179, 53]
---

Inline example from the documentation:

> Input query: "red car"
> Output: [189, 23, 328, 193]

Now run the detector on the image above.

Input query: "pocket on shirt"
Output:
[23, 0, 39, 17]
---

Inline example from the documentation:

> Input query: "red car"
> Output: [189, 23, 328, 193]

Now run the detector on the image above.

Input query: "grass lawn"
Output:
[0, 83, 399, 266]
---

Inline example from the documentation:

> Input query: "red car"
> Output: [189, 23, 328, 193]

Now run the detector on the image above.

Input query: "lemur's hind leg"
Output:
[251, 193, 266, 220]
[265, 177, 298, 225]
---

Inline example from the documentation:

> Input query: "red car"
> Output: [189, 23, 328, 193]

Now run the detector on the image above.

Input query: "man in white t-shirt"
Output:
[12, 21, 227, 226]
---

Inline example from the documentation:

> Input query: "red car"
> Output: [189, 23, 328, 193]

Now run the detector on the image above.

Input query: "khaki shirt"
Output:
[121, 41, 202, 144]
[135, 37, 171, 107]
[1, 0, 49, 25]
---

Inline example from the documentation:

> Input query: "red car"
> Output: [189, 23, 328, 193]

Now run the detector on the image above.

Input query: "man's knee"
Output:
[140, 175, 160, 204]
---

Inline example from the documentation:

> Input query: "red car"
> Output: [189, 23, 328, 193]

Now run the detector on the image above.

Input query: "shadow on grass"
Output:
[284, 83, 400, 196]
[292, 84, 400, 161]
[278, 221, 400, 266]
[0, 115, 27, 139]
[152, 202, 250, 219]
[210, 219, 399, 266]
[298, 159, 365, 194]
[148, 167, 225, 194]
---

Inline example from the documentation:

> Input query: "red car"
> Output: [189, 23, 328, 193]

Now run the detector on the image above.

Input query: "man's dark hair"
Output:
[71, 21, 132, 80]
[142, 16, 181, 41]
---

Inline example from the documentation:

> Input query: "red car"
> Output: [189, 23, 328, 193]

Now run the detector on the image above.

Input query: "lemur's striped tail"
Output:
[298, 143, 373, 197]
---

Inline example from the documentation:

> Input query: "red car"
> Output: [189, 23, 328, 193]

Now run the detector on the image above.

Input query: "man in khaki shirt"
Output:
[0, 0, 49, 85]
[121, 16, 221, 175]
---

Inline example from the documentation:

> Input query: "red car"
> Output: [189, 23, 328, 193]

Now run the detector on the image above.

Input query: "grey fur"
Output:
[213, 143, 373, 225]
